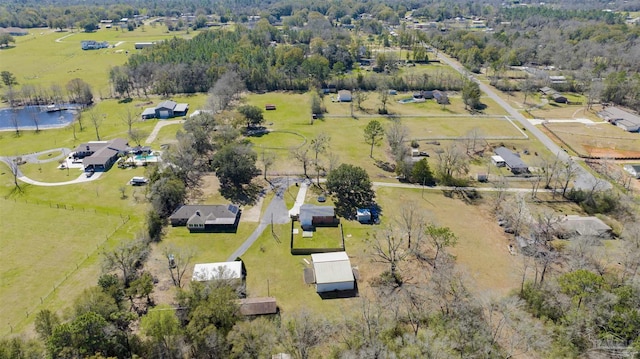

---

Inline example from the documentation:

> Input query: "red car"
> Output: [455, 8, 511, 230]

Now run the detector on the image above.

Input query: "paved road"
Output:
[436, 53, 608, 190]
[226, 178, 293, 261]
[373, 181, 551, 193]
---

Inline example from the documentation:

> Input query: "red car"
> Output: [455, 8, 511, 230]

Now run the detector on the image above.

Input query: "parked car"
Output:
[85, 170, 94, 178]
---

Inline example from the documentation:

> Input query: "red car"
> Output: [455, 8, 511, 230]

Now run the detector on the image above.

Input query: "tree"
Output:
[370, 226, 409, 286]
[227, 317, 278, 359]
[410, 158, 434, 185]
[238, 105, 264, 129]
[141, 305, 182, 358]
[102, 238, 149, 287]
[88, 111, 104, 141]
[1, 71, 18, 107]
[211, 144, 258, 188]
[326, 164, 375, 219]
[363, 120, 385, 158]
[378, 84, 390, 114]
[261, 149, 276, 180]
[8, 157, 21, 191]
[435, 142, 469, 185]
[558, 159, 579, 197]
[207, 71, 246, 112]
[558, 269, 604, 309]
[291, 145, 311, 177]
[310, 133, 330, 185]
[353, 89, 369, 111]
[66, 78, 93, 107]
[462, 79, 481, 111]
[150, 176, 187, 217]
[34, 309, 60, 341]
[424, 225, 457, 269]
[521, 77, 536, 106]
[164, 245, 194, 288]
[0, 33, 15, 47]
[282, 311, 329, 359]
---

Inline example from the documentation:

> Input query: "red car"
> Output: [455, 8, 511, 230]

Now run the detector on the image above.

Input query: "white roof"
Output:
[311, 252, 354, 284]
[192, 261, 242, 281]
[491, 155, 504, 162]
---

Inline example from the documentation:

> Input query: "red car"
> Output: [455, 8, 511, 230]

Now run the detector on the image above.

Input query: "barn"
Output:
[311, 252, 355, 293]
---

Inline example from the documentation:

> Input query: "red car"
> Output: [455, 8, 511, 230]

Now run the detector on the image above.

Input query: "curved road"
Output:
[436, 53, 608, 190]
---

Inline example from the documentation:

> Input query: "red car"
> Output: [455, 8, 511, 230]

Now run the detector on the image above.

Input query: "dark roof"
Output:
[157, 100, 177, 110]
[495, 147, 528, 169]
[170, 204, 239, 224]
[238, 297, 277, 316]
[598, 106, 640, 125]
[299, 205, 334, 223]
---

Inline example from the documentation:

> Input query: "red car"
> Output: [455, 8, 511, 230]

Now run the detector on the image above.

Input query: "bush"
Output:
[410, 140, 419, 148]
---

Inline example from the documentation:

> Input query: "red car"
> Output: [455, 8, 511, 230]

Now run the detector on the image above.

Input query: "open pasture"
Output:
[1, 25, 198, 99]
[544, 122, 640, 157]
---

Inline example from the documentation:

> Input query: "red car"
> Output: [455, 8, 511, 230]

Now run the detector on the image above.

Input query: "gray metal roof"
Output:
[599, 106, 640, 125]
[494, 147, 528, 169]
[311, 252, 354, 284]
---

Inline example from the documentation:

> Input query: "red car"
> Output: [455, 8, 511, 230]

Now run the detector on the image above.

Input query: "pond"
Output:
[0, 105, 80, 131]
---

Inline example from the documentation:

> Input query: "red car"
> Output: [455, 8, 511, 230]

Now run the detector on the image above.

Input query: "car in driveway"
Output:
[85, 170, 94, 178]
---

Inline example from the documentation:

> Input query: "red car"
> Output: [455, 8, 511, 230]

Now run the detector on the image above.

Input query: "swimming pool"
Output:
[134, 154, 159, 162]
[398, 98, 416, 104]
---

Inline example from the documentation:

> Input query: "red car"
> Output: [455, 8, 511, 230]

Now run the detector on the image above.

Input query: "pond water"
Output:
[0, 105, 80, 131]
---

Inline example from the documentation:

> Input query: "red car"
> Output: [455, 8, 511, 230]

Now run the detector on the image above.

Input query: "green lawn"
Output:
[291, 224, 343, 250]
[2, 25, 199, 98]
[0, 199, 130, 335]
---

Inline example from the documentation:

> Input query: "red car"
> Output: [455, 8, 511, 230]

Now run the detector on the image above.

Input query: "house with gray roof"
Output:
[598, 106, 640, 132]
[73, 138, 129, 171]
[141, 100, 189, 119]
[623, 164, 640, 178]
[494, 147, 529, 174]
[558, 215, 612, 238]
[299, 204, 338, 230]
[169, 204, 241, 232]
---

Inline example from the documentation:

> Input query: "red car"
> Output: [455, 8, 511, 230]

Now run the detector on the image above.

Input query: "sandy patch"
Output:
[241, 196, 264, 222]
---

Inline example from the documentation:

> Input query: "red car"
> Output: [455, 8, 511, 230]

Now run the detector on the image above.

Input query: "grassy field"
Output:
[291, 224, 343, 249]
[2, 25, 199, 99]
[544, 122, 640, 157]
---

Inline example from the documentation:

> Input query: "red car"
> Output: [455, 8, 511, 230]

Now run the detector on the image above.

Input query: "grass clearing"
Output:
[544, 122, 640, 157]
[291, 224, 343, 250]
[0, 198, 129, 334]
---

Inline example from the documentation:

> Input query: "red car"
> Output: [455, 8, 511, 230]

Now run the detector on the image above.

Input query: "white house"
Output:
[624, 164, 640, 179]
[192, 261, 243, 282]
[311, 252, 355, 293]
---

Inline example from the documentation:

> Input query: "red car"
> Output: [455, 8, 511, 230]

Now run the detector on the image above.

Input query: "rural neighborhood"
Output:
[2, 0, 640, 358]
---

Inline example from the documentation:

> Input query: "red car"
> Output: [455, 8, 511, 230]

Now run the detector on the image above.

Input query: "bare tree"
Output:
[397, 201, 427, 250]
[129, 128, 148, 146]
[463, 127, 484, 156]
[282, 311, 329, 359]
[492, 175, 509, 212]
[30, 107, 40, 132]
[206, 71, 245, 112]
[122, 106, 137, 134]
[103, 238, 149, 287]
[377, 84, 390, 114]
[89, 110, 104, 140]
[386, 119, 409, 154]
[558, 159, 579, 197]
[261, 149, 276, 180]
[310, 133, 330, 186]
[500, 193, 530, 237]
[435, 141, 469, 184]
[291, 145, 311, 177]
[541, 154, 562, 190]
[353, 89, 369, 111]
[370, 226, 409, 285]
[8, 157, 22, 191]
[163, 245, 195, 288]
[10, 110, 19, 136]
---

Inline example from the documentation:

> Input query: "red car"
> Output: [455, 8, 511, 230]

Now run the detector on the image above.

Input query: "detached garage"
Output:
[311, 252, 355, 293]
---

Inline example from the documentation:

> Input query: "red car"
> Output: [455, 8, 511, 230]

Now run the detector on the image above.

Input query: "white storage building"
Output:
[311, 252, 355, 293]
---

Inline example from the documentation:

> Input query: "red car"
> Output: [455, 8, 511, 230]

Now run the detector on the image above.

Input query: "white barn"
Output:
[311, 252, 355, 293]
[192, 261, 243, 282]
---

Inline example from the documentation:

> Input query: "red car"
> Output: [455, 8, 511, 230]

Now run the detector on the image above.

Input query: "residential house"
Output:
[73, 138, 129, 171]
[337, 90, 352, 102]
[597, 106, 640, 132]
[558, 215, 612, 238]
[413, 90, 434, 99]
[81, 40, 109, 50]
[192, 261, 245, 282]
[169, 204, 241, 232]
[141, 100, 189, 119]
[623, 164, 640, 179]
[238, 297, 278, 316]
[311, 251, 355, 293]
[494, 147, 529, 174]
[433, 90, 449, 104]
[299, 204, 338, 230]
[549, 75, 567, 84]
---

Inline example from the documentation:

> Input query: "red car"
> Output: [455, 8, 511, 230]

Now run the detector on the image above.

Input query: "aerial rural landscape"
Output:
[2, 0, 640, 357]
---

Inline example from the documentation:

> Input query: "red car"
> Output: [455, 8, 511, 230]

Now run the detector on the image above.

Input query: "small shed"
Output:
[238, 297, 278, 316]
[356, 208, 371, 224]
[299, 204, 338, 230]
[311, 252, 355, 293]
[265, 104, 276, 110]
[192, 261, 244, 282]
[338, 90, 352, 102]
